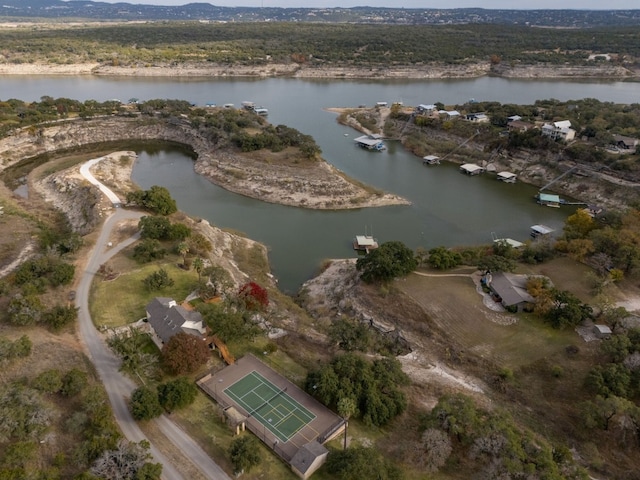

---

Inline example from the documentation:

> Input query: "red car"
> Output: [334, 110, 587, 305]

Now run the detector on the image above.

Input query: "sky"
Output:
[96, 1, 634, 9]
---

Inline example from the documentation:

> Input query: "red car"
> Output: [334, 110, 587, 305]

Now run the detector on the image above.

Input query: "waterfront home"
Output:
[497, 171, 517, 183]
[541, 120, 576, 142]
[612, 134, 639, 153]
[536, 193, 561, 207]
[439, 110, 461, 119]
[422, 155, 440, 165]
[466, 112, 489, 123]
[354, 134, 386, 151]
[416, 104, 437, 114]
[483, 271, 535, 312]
[460, 163, 484, 175]
[145, 297, 207, 346]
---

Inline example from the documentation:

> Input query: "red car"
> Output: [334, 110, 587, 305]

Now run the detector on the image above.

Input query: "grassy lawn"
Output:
[89, 259, 199, 328]
[401, 271, 578, 369]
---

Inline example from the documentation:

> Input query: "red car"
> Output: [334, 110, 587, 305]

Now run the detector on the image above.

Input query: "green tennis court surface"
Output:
[224, 371, 316, 443]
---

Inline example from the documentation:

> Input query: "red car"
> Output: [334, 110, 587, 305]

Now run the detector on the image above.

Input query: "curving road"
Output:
[75, 158, 231, 480]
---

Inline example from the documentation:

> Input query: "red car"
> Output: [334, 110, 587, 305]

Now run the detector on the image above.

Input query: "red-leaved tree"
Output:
[161, 332, 210, 375]
[238, 282, 269, 311]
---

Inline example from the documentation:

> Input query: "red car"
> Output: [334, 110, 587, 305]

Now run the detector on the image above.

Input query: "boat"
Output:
[353, 234, 378, 254]
[497, 171, 517, 183]
[422, 155, 440, 165]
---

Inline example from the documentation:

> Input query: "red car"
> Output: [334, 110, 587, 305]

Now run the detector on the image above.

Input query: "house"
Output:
[612, 134, 639, 153]
[507, 115, 522, 122]
[376, 101, 388, 107]
[145, 297, 207, 345]
[507, 120, 536, 133]
[416, 104, 436, 114]
[290, 441, 329, 479]
[541, 120, 576, 142]
[484, 271, 535, 312]
[466, 112, 489, 123]
[439, 110, 460, 119]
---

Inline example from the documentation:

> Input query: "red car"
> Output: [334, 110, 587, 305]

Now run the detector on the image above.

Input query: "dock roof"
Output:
[354, 135, 383, 147]
[460, 163, 484, 173]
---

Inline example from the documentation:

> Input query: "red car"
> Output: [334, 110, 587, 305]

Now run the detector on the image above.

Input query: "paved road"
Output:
[76, 158, 231, 480]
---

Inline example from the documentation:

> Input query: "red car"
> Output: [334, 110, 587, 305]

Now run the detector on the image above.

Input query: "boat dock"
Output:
[460, 163, 485, 175]
[354, 134, 386, 151]
[497, 171, 517, 183]
[422, 155, 440, 165]
[530, 224, 555, 238]
[353, 235, 379, 253]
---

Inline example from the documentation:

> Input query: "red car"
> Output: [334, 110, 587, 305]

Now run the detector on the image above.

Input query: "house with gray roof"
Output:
[145, 297, 206, 345]
[290, 441, 329, 480]
[485, 272, 535, 312]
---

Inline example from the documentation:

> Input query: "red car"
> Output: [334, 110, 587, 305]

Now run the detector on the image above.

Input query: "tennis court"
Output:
[224, 370, 316, 443]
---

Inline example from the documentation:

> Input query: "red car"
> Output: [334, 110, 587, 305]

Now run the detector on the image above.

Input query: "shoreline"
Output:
[0, 61, 637, 80]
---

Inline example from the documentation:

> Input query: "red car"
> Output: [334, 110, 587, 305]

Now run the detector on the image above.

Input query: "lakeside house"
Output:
[541, 120, 576, 142]
[145, 297, 207, 346]
[612, 134, 639, 153]
[465, 112, 489, 123]
[483, 271, 535, 312]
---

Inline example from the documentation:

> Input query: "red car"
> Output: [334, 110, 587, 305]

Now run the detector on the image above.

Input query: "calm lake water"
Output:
[3, 75, 639, 293]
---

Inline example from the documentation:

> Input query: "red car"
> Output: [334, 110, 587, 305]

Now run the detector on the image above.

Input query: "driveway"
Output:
[76, 157, 231, 480]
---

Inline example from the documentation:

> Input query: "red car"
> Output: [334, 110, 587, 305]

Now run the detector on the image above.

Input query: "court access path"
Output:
[76, 156, 231, 480]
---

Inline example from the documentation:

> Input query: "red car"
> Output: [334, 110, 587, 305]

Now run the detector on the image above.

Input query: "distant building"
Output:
[484, 271, 535, 312]
[507, 120, 536, 133]
[541, 120, 576, 142]
[465, 112, 489, 123]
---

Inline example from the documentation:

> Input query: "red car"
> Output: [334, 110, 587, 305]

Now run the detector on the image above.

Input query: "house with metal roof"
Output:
[484, 272, 535, 312]
[536, 193, 561, 207]
[145, 297, 207, 345]
[541, 120, 576, 142]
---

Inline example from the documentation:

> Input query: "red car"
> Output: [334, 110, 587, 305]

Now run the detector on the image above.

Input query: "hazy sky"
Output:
[98, 1, 633, 9]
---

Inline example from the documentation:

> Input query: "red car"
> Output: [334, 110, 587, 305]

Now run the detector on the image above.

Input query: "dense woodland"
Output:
[1, 22, 640, 68]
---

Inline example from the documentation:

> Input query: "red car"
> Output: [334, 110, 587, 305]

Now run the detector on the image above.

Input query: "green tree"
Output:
[8, 295, 44, 326]
[157, 377, 197, 413]
[161, 332, 210, 375]
[193, 257, 204, 282]
[32, 369, 63, 394]
[43, 304, 78, 331]
[142, 268, 175, 291]
[337, 396, 357, 450]
[329, 317, 371, 352]
[356, 241, 417, 283]
[228, 436, 261, 475]
[325, 446, 403, 480]
[586, 364, 632, 398]
[177, 242, 189, 267]
[138, 216, 172, 240]
[130, 387, 163, 421]
[545, 290, 592, 329]
[128, 186, 177, 216]
[477, 254, 516, 273]
[61, 368, 88, 396]
[132, 239, 167, 263]
[427, 246, 462, 270]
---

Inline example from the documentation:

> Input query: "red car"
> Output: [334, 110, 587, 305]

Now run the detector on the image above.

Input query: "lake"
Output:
[3, 75, 638, 293]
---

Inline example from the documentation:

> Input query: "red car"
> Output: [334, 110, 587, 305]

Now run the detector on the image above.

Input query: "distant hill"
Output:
[0, 0, 639, 27]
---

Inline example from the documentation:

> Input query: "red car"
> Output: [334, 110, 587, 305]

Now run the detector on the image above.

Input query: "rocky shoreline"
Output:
[0, 116, 409, 211]
[0, 61, 637, 80]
